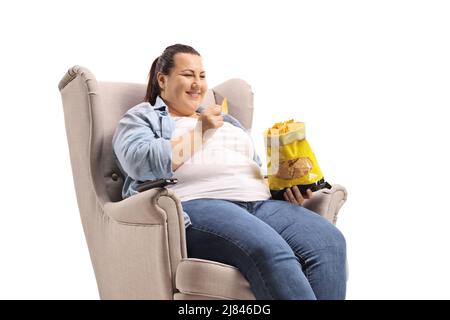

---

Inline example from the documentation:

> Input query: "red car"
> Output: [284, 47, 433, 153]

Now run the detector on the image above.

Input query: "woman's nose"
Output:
[193, 75, 203, 84]
[191, 81, 200, 89]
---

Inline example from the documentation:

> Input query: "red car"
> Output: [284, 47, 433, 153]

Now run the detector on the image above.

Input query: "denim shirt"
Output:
[112, 96, 262, 228]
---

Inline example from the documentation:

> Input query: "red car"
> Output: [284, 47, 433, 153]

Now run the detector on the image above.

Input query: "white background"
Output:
[1, 0, 449, 299]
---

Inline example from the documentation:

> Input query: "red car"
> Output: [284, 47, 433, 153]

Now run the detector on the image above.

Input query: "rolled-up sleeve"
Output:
[112, 111, 173, 181]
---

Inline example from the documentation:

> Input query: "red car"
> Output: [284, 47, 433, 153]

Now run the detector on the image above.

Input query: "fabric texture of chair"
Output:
[58, 65, 348, 299]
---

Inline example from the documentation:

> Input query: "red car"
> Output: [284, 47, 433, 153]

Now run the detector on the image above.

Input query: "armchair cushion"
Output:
[175, 258, 255, 300]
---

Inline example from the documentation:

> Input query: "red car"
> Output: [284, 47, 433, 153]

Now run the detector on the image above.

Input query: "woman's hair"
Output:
[145, 44, 201, 105]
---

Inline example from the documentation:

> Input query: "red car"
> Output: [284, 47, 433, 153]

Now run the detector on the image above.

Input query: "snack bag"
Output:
[264, 119, 331, 200]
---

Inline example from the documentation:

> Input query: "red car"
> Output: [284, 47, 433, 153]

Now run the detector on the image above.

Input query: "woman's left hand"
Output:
[283, 186, 313, 205]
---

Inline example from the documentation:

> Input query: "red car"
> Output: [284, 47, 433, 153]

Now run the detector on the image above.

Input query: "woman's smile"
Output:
[186, 91, 200, 99]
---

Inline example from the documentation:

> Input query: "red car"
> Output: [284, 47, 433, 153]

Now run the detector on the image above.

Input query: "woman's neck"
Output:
[170, 111, 199, 119]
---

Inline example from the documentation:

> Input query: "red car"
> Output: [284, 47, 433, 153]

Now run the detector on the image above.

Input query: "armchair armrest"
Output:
[104, 188, 168, 225]
[302, 184, 348, 225]
[263, 177, 347, 225]
[102, 187, 187, 295]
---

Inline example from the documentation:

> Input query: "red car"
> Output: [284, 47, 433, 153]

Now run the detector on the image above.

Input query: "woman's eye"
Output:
[183, 74, 206, 79]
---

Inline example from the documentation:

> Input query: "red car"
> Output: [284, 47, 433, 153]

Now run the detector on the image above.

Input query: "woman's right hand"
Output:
[198, 105, 224, 135]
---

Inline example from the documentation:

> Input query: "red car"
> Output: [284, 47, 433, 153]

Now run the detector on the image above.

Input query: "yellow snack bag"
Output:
[221, 97, 228, 114]
[264, 119, 331, 199]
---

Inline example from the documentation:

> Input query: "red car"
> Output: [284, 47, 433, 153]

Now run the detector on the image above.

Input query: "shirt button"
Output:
[111, 173, 119, 181]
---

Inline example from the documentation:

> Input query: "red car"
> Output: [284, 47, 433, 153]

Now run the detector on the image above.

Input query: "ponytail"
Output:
[145, 56, 160, 105]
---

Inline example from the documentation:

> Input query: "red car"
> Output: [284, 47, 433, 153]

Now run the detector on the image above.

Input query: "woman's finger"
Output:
[284, 188, 298, 204]
[283, 191, 290, 202]
[213, 105, 222, 115]
[305, 189, 313, 199]
[291, 186, 305, 204]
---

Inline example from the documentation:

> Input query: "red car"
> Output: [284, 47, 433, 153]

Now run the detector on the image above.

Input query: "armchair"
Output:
[58, 65, 347, 299]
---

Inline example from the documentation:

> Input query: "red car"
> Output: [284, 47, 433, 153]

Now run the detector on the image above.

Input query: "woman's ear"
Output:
[157, 72, 166, 91]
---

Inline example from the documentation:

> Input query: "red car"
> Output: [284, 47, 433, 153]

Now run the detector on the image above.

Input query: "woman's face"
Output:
[158, 53, 207, 117]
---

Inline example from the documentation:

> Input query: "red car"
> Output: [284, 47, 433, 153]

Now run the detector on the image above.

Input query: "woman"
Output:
[112, 44, 346, 300]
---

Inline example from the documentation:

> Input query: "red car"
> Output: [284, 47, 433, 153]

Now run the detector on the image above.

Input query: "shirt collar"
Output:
[153, 95, 205, 114]
[152, 95, 169, 112]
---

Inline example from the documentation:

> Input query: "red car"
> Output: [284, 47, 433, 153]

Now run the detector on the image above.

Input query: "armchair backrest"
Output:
[58, 65, 255, 205]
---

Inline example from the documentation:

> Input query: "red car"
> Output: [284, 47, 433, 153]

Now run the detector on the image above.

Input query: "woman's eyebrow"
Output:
[181, 69, 206, 74]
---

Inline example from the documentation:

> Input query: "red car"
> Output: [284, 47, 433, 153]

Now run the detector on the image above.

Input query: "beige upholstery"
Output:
[58, 65, 347, 300]
[175, 259, 255, 300]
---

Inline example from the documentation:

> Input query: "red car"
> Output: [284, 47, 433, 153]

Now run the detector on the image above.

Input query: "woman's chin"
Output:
[185, 101, 200, 111]
[171, 99, 201, 116]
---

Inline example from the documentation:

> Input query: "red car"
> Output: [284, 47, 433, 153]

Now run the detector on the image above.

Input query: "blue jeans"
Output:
[181, 199, 346, 300]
